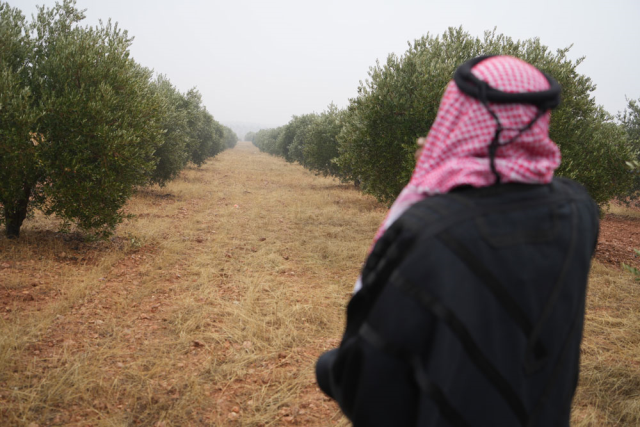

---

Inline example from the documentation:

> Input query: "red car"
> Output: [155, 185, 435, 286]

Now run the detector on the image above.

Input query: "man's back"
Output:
[316, 178, 599, 426]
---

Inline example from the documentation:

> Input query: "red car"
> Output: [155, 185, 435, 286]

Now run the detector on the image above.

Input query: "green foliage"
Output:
[0, 0, 229, 238]
[559, 111, 634, 205]
[275, 118, 301, 162]
[186, 91, 226, 167]
[251, 107, 347, 180]
[149, 78, 228, 185]
[618, 98, 640, 199]
[279, 114, 317, 164]
[182, 89, 211, 167]
[149, 75, 190, 186]
[244, 131, 256, 143]
[299, 105, 345, 178]
[0, 3, 41, 237]
[0, 0, 161, 237]
[253, 127, 284, 155]
[222, 126, 238, 149]
[620, 98, 640, 148]
[195, 107, 224, 165]
[31, 1, 165, 236]
[336, 27, 636, 205]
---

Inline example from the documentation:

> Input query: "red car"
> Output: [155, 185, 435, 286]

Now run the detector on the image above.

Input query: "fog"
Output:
[13, 0, 640, 135]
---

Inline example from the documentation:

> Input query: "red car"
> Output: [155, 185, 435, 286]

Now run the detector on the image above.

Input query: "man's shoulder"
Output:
[394, 177, 598, 240]
[551, 176, 591, 197]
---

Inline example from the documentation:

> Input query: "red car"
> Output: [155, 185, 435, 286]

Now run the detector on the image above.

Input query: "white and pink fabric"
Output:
[354, 55, 561, 293]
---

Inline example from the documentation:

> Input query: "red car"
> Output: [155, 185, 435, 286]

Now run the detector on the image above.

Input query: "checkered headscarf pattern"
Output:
[370, 55, 561, 247]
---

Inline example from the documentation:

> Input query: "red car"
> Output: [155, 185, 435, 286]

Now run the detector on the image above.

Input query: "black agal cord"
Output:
[453, 55, 561, 184]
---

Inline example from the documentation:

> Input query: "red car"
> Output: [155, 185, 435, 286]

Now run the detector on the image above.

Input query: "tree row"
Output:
[250, 28, 640, 208]
[0, 0, 238, 238]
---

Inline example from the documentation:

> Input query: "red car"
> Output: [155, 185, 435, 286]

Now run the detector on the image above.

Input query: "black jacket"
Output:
[316, 178, 599, 427]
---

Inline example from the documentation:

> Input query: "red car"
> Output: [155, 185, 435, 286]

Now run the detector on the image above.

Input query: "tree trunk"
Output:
[3, 186, 31, 239]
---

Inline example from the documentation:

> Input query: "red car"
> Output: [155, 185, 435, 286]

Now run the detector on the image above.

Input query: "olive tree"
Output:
[253, 127, 283, 155]
[0, 3, 41, 237]
[300, 105, 344, 178]
[222, 126, 238, 149]
[244, 131, 256, 143]
[0, 0, 164, 238]
[277, 114, 317, 163]
[149, 75, 190, 186]
[181, 89, 224, 167]
[149, 77, 229, 185]
[619, 98, 640, 148]
[336, 27, 635, 206]
[618, 97, 640, 199]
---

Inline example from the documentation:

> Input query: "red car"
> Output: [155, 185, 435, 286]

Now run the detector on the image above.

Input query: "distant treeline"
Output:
[0, 0, 238, 238]
[252, 28, 640, 207]
[224, 122, 270, 143]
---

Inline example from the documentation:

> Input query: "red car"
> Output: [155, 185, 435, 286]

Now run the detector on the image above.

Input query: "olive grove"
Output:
[0, 1, 233, 238]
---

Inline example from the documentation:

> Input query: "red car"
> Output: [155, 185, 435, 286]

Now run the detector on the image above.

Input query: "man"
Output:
[316, 55, 599, 426]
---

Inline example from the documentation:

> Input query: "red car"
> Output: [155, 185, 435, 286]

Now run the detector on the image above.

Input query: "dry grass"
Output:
[0, 142, 638, 426]
[0, 142, 384, 426]
[607, 201, 640, 219]
[572, 262, 640, 426]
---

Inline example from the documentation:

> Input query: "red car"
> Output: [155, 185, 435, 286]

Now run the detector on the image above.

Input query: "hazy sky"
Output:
[12, 0, 640, 129]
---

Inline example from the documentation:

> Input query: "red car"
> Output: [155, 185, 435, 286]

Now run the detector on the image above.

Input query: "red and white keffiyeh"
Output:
[354, 55, 561, 293]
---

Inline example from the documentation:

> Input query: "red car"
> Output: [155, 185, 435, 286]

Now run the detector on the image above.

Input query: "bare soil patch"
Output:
[595, 212, 640, 270]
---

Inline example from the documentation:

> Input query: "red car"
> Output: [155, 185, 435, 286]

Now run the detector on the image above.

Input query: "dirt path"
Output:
[1, 142, 639, 426]
[0, 142, 387, 426]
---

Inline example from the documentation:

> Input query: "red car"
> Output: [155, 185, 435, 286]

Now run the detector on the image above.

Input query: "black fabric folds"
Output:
[315, 178, 599, 427]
